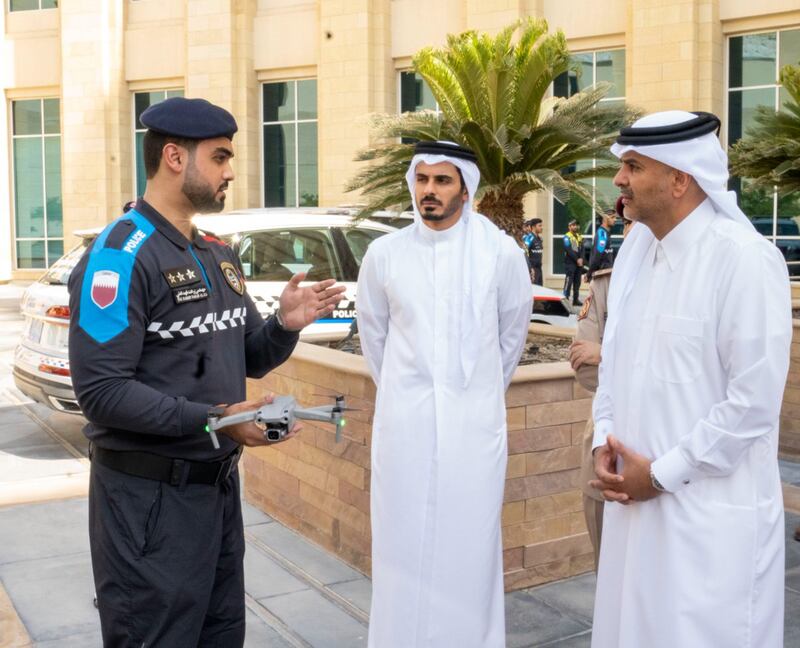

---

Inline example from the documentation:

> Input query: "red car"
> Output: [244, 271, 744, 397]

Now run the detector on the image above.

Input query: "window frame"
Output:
[549, 47, 626, 277]
[259, 79, 319, 208]
[10, 97, 63, 270]
[397, 70, 441, 115]
[131, 88, 184, 199]
[8, 0, 57, 12]
[725, 27, 800, 254]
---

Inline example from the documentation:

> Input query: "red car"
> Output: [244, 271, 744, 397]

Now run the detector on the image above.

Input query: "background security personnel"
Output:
[587, 207, 617, 281]
[524, 218, 544, 285]
[563, 218, 584, 305]
[68, 97, 345, 647]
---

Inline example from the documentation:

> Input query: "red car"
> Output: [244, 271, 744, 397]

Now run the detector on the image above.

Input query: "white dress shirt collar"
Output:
[657, 198, 715, 271]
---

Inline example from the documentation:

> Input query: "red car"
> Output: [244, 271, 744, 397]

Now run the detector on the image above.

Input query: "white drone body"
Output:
[207, 394, 348, 443]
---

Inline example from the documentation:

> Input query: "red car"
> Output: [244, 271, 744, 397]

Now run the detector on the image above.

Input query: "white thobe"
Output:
[357, 215, 531, 648]
[591, 199, 792, 647]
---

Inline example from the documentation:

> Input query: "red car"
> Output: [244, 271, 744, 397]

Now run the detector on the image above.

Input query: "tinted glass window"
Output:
[262, 80, 318, 207]
[342, 228, 387, 265]
[239, 229, 338, 282]
[40, 239, 91, 285]
[729, 33, 776, 88]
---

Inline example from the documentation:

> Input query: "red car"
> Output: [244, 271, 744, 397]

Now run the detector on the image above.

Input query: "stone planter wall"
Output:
[780, 320, 800, 458]
[243, 342, 594, 590]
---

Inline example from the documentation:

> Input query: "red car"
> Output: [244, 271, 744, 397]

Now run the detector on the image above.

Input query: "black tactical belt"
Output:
[90, 445, 243, 487]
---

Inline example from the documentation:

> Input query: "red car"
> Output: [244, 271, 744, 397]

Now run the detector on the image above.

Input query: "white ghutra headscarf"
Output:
[599, 110, 756, 418]
[404, 141, 514, 387]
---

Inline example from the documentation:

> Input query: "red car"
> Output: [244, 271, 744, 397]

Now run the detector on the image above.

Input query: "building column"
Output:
[318, 0, 393, 206]
[0, 6, 10, 282]
[626, 0, 723, 115]
[59, 0, 128, 244]
[185, 0, 259, 211]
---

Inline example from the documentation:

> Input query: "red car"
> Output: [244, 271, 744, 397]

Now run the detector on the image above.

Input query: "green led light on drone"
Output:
[204, 425, 210, 432]
[340, 419, 347, 427]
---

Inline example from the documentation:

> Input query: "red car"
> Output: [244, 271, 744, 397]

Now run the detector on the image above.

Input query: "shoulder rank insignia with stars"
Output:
[163, 265, 201, 288]
[220, 261, 245, 295]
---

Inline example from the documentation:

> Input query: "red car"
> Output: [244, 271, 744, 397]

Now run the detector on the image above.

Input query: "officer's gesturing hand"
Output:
[217, 395, 301, 447]
[278, 272, 347, 331]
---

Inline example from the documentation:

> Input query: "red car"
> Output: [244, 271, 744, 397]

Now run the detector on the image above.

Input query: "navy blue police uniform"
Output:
[68, 98, 298, 647]
[528, 233, 544, 286]
[587, 223, 614, 281]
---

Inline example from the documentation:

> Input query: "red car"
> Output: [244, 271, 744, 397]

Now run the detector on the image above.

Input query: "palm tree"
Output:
[346, 18, 639, 238]
[729, 64, 800, 196]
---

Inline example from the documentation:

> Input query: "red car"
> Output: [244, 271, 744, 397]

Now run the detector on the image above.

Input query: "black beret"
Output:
[140, 97, 238, 140]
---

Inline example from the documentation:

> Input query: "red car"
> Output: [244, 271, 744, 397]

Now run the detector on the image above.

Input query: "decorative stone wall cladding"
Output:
[780, 321, 800, 458]
[243, 342, 594, 590]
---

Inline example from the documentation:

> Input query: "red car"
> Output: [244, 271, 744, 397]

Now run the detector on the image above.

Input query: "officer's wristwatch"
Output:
[273, 309, 300, 333]
[274, 309, 288, 331]
[649, 467, 667, 493]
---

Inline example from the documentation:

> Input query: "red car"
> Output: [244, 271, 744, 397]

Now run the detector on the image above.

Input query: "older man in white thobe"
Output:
[590, 111, 792, 648]
[357, 140, 531, 647]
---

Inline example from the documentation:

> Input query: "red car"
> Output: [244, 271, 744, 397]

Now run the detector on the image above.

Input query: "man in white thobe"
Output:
[590, 111, 792, 648]
[357, 140, 531, 647]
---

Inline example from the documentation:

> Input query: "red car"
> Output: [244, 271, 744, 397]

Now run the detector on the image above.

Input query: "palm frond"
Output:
[729, 64, 800, 194]
[346, 21, 641, 230]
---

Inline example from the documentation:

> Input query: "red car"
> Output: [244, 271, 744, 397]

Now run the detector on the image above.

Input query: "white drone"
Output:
[206, 394, 354, 446]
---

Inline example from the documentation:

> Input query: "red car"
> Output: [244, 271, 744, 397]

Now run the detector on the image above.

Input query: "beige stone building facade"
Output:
[1, 0, 799, 282]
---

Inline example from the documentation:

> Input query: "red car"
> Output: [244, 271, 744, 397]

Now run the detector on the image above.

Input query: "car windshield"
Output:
[39, 239, 92, 286]
[237, 229, 340, 282]
[341, 227, 386, 265]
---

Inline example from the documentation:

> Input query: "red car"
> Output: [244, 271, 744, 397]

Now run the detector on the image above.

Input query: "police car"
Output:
[12, 208, 393, 413]
[13, 207, 574, 414]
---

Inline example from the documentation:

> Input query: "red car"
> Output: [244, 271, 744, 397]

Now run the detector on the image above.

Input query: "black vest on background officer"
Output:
[68, 97, 343, 647]
[526, 218, 544, 285]
[587, 208, 617, 281]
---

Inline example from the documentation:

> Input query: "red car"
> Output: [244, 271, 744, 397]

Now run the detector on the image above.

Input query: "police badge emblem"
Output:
[220, 261, 244, 295]
[577, 294, 592, 321]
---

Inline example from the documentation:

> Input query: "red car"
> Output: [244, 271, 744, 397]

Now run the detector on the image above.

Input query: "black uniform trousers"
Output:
[563, 263, 582, 304]
[531, 264, 543, 286]
[89, 460, 245, 647]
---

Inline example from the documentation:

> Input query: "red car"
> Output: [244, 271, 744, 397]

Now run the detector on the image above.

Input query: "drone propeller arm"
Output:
[208, 410, 258, 431]
[295, 408, 335, 423]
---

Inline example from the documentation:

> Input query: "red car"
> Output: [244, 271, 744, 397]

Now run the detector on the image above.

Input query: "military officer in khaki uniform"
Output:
[569, 204, 631, 568]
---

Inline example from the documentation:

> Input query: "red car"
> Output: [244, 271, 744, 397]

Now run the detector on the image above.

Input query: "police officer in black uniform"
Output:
[526, 218, 544, 285]
[587, 207, 617, 281]
[562, 218, 584, 305]
[68, 97, 345, 647]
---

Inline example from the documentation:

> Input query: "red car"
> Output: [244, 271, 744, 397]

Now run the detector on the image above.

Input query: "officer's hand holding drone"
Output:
[214, 394, 301, 447]
[277, 272, 347, 330]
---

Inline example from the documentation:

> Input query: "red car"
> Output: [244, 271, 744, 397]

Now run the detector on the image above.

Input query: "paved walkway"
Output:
[0, 283, 798, 647]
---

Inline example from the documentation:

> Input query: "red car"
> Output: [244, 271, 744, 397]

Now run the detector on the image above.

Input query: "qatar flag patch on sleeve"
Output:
[79, 210, 155, 343]
[91, 270, 120, 309]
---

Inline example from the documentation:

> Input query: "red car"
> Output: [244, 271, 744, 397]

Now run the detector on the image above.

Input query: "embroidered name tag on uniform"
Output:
[220, 261, 245, 295]
[173, 286, 209, 304]
[163, 266, 201, 288]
